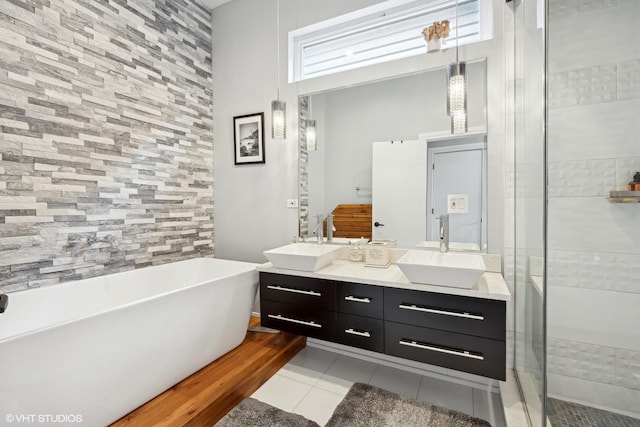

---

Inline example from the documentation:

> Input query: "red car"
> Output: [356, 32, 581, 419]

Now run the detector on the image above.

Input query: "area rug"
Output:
[216, 383, 492, 427]
[214, 397, 319, 427]
[325, 383, 492, 427]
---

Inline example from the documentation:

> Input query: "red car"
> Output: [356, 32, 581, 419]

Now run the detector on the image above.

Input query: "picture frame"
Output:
[233, 112, 265, 165]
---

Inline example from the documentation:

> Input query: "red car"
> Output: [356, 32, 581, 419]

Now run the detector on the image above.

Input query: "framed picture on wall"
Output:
[233, 112, 265, 165]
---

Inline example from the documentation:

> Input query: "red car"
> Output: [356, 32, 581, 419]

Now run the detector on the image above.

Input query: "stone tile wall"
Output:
[0, 0, 213, 293]
[298, 95, 309, 237]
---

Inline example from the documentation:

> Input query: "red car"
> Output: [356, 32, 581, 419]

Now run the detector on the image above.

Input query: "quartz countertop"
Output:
[257, 259, 511, 301]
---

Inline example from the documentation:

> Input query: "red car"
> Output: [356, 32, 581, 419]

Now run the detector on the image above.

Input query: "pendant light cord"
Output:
[276, 0, 281, 99]
[455, 0, 459, 63]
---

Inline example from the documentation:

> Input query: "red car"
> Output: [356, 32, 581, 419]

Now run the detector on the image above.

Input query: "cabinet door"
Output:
[261, 300, 337, 341]
[337, 313, 384, 353]
[260, 272, 336, 311]
[384, 287, 505, 340]
[337, 282, 383, 319]
[385, 321, 505, 380]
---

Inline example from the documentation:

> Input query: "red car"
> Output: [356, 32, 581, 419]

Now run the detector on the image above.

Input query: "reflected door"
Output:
[372, 140, 427, 247]
[427, 141, 485, 246]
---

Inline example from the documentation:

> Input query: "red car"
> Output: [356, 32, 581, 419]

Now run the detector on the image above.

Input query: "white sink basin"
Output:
[397, 249, 485, 289]
[263, 243, 342, 272]
[416, 241, 480, 252]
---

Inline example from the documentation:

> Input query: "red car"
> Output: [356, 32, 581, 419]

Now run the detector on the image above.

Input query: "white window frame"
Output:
[289, 0, 493, 83]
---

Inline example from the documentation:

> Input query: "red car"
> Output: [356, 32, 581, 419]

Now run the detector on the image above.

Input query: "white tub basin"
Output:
[397, 249, 485, 288]
[263, 243, 342, 272]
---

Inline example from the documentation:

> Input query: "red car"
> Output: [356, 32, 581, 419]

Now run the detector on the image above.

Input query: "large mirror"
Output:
[298, 59, 487, 250]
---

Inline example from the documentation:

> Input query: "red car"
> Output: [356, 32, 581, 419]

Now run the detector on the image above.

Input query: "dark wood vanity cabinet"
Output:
[260, 272, 506, 380]
[259, 273, 337, 341]
[384, 287, 506, 380]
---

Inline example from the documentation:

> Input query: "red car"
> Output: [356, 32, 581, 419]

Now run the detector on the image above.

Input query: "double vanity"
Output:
[258, 243, 510, 381]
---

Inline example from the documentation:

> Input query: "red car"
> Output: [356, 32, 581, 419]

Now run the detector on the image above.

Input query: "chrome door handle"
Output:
[399, 340, 484, 360]
[267, 285, 321, 297]
[345, 328, 371, 338]
[267, 314, 322, 328]
[398, 304, 484, 321]
[344, 296, 371, 303]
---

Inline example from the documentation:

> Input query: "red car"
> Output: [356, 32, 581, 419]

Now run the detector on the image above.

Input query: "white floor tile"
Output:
[292, 386, 344, 426]
[278, 346, 340, 385]
[417, 375, 475, 417]
[250, 373, 313, 412]
[315, 354, 378, 396]
[473, 387, 507, 427]
[368, 364, 422, 399]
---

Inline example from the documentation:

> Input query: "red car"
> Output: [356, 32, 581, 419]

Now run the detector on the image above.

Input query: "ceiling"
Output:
[200, 0, 234, 10]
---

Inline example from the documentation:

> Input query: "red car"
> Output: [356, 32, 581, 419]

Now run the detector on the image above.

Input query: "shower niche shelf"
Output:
[609, 191, 640, 203]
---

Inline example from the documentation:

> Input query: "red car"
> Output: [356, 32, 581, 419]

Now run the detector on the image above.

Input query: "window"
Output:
[289, 0, 491, 82]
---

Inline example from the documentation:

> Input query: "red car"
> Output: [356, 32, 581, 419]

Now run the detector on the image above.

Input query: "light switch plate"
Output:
[287, 199, 299, 208]
[447, 194, 469, 214]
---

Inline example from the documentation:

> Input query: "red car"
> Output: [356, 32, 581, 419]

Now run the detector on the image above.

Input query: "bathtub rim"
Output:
[0, 257, 258, 344]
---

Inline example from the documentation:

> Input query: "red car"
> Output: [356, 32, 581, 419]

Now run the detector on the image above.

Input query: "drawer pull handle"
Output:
[398, 304, 484, 321]
[345, 296, 371, 304]
[267, 285, 321, 297]
[267, 314, 322, 328]
[399, 339, 484, 360]
[345, 328, 371, 338]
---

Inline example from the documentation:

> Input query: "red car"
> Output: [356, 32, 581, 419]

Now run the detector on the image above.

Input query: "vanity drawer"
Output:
[261, 299, 337, 341]
[384, 288, 505, 340]
[385, 321, 505, 380]
[337, 313, 384, 353]
[337, 282, 383, 319]
[260, 273, 336, 311]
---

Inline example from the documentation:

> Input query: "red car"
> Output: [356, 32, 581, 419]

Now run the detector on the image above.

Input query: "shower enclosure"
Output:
[513, 0, 640, 425]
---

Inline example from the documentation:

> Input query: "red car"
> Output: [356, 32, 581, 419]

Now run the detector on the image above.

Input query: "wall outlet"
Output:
[287, 199, 299, 208]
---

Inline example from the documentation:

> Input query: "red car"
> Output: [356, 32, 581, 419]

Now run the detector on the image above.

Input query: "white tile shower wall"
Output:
[548, 0, 638, 415]
[0, 0, 214, 293]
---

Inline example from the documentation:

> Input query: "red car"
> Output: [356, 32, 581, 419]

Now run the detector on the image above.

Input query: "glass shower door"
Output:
[511, 0, 546, 425]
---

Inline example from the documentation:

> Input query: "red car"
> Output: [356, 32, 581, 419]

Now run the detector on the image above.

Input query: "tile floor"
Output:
[547, 398, 640, 427]
[251, 345, 506, 426]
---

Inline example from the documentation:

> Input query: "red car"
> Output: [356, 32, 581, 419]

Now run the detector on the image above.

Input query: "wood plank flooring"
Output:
[111, 316, 306, 427]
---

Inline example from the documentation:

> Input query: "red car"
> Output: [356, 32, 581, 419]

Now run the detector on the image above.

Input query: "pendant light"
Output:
[306, 119, 317, 151]
[306, 98, 317, 151]
[271, 0, 286, 139]
[447, 0, 467, 135]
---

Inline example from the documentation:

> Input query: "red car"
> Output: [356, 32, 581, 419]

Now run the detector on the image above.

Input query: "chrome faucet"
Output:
[313, 214, 324, 245]
[326, 213, 336, 243]
[438, 214, 449, 253]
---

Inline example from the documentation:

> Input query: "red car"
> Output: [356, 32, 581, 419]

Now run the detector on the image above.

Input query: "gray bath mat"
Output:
[214, 397, 319, 427]
[325, 383, 492, 427]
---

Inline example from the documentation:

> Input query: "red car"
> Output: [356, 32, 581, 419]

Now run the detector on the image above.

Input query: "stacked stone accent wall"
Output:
[0, 0, 213, 293]
[298, 95, 309, 237]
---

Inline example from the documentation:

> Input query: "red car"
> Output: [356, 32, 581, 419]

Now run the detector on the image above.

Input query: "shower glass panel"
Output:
[512, 0, 546, 425]
[545, 0, 640, 424]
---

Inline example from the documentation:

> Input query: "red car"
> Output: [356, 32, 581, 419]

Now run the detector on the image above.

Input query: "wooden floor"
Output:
[111, 316, 306, 427]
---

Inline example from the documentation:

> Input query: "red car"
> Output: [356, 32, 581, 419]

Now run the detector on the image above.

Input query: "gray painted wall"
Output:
[212, 0, 507, 264]
[0, 0, 214, 293]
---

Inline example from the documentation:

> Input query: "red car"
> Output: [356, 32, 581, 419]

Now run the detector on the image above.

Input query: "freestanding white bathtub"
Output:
[0, 257, 258, 426]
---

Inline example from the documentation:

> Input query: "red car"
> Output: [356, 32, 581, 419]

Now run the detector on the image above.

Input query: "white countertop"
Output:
[257, 259, 511, 301]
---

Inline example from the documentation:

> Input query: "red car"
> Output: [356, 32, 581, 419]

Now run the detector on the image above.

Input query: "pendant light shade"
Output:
[447, 0, 467, 135]
[271, 0, 286, 140]
[305, 119, 317, 151]
[272, 99, 286, 139]
[448, 62, 467, 134]
[447, 62, 466, 115]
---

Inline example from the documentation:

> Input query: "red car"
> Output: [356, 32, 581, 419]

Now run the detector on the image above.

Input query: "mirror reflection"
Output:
[298, 59, 487, 250]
